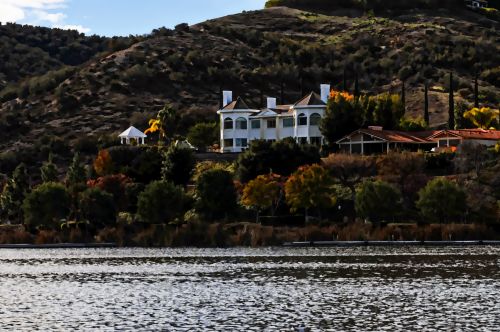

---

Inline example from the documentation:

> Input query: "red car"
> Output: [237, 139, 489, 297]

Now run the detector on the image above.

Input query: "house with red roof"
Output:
[336, 126, 500, 155]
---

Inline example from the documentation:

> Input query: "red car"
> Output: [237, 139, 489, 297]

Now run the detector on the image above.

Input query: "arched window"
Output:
[224, 118, 233, 130]
[236, 117, 248, 130]
[310, 113, 321, 126]
[298, 113, 307, 126]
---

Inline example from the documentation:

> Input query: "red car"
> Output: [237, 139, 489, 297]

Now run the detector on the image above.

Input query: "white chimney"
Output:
[320, 84, 331, 103]
[267, 97, 277, 109]
[222, 90, 233, 107]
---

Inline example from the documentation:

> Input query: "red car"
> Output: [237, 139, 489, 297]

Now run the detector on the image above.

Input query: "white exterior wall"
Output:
[219, 105, 327, 152]
[293, 106, 325, 143]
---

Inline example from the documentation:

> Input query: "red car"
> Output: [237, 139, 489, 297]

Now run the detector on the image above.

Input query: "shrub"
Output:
[162, 145, 195, 186]
[22, 182, 70, 228]
[87, 174, 132, 211]
[187, 122, 218, 151]
[355, 180, 402, 222]
[416, 178, 467, 223]
[236, 138, 320, 182]
[79, 188, 116, 227]
[137, 181, 187, 224]
[195, 169, 237, 221]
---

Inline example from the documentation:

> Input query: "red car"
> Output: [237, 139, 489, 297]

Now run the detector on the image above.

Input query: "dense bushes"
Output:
[137, 181, 187, 224]
[236, 138, 320, 182]
[22, 182, 71, 228]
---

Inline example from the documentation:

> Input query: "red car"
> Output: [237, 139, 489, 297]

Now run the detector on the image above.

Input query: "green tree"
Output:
[0, 163, 30, 223]
[236, 138, 320, 182]
[285, 164, 336, 221]
[320, 90, 360, 146]
[162, 144, 196, 186]
[424, 82, 430, 125]
[40, 154, 58, 183]
[449, 72, 455, 129]
[195, 169, 237, 221]
[416, 178, 467, 224]
[137, 181, 187, 224]
[187, 122, 218, 151]
[65, 153, 87, 187]
[23, 182, 70, 228]
[79, 188, 116, 227]
[355, 180, 402, 222]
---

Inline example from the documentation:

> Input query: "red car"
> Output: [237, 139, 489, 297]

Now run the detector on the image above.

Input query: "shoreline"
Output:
[284, 240, 500, 247]
[1, 240, 500, 249]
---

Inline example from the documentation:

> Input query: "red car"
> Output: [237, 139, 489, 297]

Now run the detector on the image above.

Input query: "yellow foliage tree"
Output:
[285, 164, 336, 221]
[144, 119, 165, 139]
[463, 107, 499, 129]
[93, 150, 113, 176]
[241, 174, 284, 222]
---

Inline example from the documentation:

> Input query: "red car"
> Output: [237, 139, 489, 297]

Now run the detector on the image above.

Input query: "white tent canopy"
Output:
[118, 126, 147, 145]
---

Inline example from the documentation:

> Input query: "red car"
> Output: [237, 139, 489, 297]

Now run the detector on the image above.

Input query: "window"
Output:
[282, 118, 294, 128]
[298, 137, 308, 145]
[310, 137, 322, 146]
[310, 113, 321, 126]
[223, 139, 233, 147]
[267, 119, 276, 128]
[236, 138, 248, 147]
[449, 139, 460, 147]
[298, 113, 307, 126]
[224, 118, 233, 130]
[251, 120, 261, 129]
[236, 117, 247, 130]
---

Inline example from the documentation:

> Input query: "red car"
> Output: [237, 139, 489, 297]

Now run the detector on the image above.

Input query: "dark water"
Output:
[0, 247, 499, 331]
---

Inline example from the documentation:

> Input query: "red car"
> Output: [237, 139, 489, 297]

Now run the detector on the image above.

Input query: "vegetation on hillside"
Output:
[0, 6, 498, 170]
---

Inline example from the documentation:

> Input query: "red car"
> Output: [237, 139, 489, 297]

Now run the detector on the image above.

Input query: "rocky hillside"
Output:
[0, 5, 499, 171]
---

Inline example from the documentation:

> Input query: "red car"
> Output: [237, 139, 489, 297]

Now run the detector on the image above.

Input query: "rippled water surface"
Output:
[0, 247, 499, 331]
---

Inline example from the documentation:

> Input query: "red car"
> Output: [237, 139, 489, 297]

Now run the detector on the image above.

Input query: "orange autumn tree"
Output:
[93, 150, 113, 176]
[241, 173, 285, 222]
[285, 164, 336, 222]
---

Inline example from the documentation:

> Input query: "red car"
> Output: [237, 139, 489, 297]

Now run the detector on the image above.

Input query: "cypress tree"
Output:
[66, 153, 87, 187]
[448, 72, 455, 129]
[342, 69, 347, 91]
[0, 163, 30, 223]
[40, 154, 58, 183]
[354, 72, 360, 98]
[474, 74, 479, 108]
[280, 80, 285, 104]
[424, 83, 430, 125]
[401, 79, 406, 115]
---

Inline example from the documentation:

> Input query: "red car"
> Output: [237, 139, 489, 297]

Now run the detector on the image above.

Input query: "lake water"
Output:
[0, 247, 499, 331]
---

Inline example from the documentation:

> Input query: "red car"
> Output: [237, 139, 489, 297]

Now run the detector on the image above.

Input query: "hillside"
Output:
[0, 6, 499, 172]
[0, 23, 141, 92]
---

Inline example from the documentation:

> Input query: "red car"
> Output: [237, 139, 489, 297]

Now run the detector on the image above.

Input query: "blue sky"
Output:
[0, 0, 267, 36]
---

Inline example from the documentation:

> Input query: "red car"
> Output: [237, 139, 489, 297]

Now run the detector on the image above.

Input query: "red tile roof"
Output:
[429, 129, 500, 141]
[339, 128, 500, 144]
[359, 129, 437, 143]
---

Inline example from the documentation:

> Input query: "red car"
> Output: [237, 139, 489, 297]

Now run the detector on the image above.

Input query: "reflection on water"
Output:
[0, 247, 498, 331]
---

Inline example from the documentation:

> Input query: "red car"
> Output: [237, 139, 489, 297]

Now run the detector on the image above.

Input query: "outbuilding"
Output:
[118, 126, 147, 145]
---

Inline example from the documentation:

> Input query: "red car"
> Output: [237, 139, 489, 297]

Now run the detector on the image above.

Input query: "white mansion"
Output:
[218, 84, 330, 153]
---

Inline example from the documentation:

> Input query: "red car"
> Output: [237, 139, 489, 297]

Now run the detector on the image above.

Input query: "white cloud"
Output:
[0, 3, 26, 22]
[32, 9, 66, 24]
[0, 0, 90, 34]
[55, 24, 91, 34]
